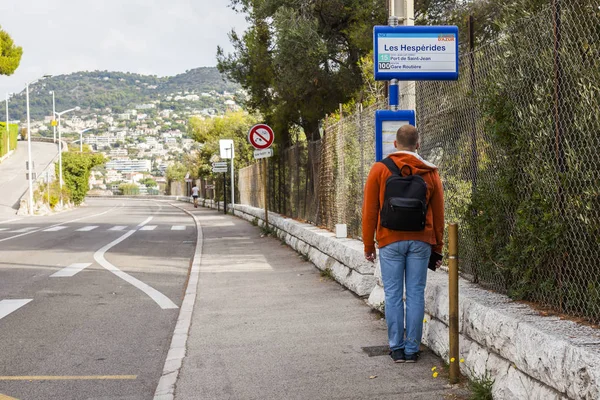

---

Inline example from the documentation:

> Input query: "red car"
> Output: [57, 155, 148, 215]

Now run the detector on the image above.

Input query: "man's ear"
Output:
[416, 142, 420, 151]
[394, 140, 398, 149]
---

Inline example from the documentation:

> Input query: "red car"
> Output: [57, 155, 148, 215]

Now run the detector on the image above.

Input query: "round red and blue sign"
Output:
[248, 124, 275, 150]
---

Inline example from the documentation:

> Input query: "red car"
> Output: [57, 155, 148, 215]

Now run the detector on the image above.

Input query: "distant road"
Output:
[0, 141, 58, 220]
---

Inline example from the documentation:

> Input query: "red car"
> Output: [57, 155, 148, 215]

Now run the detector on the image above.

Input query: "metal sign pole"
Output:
[223, 172, 227, 215]
[230, 145, 235, 214]
[263, 157, 269, 229]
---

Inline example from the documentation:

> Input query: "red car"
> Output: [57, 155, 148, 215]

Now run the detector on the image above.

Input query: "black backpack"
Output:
[379, 157, 428, 231]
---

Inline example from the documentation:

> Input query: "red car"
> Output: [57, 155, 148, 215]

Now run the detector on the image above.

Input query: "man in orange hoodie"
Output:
[362, 124, 444, 363]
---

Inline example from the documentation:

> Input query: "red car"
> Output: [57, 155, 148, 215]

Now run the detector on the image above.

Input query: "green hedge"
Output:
[0, 123, 18, 157]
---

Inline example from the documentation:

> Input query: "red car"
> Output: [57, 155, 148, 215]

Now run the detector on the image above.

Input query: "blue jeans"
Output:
[379, 240, 431, 355]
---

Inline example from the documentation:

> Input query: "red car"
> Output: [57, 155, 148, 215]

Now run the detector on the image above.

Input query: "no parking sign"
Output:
[248, 124, 274, 150]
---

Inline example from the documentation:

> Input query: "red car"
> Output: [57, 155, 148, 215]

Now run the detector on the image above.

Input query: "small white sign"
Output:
[219, 139, 234, 159]
[254, 148, 273, 159]
[212, 161, 228, 168]
[212, 167, 228, 173]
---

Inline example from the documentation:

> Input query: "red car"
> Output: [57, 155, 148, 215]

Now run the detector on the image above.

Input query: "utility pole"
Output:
[391, 0, 416, 111]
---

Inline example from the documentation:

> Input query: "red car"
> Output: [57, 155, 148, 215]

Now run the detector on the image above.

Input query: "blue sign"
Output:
[375, 110, 416, 161]
[374, 25, 459, 81]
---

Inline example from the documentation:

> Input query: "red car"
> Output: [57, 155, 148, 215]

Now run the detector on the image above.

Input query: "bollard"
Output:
[448, 223, 460, 384]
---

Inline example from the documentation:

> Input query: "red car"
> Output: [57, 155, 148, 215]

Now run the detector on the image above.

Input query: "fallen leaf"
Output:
[369, 375, 377, 379]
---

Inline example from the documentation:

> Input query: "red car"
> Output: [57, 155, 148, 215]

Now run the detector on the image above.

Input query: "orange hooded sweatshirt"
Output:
[362, 151, 444, 254]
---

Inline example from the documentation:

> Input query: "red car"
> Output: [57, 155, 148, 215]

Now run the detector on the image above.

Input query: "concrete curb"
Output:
[153, 202, 204, 400]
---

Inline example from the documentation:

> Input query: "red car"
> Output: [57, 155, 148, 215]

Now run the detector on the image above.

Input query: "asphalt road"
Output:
[0, 198, 196, 400]
[0, 141, 59, 219]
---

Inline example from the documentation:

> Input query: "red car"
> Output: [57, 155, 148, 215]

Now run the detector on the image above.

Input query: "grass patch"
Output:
[469, 372, 494, 400]
[320, 268, 334, 279]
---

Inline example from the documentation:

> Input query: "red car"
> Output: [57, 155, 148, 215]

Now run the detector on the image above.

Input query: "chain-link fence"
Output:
[238, 0, 600, 324]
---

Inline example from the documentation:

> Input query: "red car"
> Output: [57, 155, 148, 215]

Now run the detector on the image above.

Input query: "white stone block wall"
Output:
[188, 200, 600, 400]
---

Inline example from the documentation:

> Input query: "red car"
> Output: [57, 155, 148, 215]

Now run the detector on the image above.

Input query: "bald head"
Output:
[395, 124, 420, 151]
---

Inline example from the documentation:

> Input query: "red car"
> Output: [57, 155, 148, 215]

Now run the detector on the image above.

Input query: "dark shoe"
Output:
[389, 349, 405, 363]
[404, 352, 420, 363]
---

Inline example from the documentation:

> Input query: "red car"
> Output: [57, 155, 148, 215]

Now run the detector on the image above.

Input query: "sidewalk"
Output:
[174, 206, 467, 400]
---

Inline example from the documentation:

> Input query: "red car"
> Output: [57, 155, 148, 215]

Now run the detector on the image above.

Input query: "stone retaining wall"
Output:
[189, 199, 600, 400]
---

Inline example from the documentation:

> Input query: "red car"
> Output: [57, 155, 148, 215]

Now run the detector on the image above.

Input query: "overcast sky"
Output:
[0, 0, 249, 96]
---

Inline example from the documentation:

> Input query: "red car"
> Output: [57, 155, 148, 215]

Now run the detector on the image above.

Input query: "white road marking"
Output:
[0, 204, 122, 243]
[76, 226, 98, 232]
[0, 299, 33, 321]
[171, 226, 186, 231]
[137, 217, 153, 227]
[0, 228, 9, 232]
[139, 225, 157, 231]
[10, 227, 38, 233]
[50, 263, 92, 277]
[43, 226, 67, 232]
[93, 216, 178, 310]
[0, 218, 22, 224]
[109, 226, 127, 231]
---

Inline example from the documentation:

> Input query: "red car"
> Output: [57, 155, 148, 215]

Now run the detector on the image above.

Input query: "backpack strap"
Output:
[380, 157, 401, 175]
[380, 157, 413, 177]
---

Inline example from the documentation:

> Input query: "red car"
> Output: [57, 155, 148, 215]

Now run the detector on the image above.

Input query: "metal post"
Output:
[230, 145, 235, 214]
[5, 93, 9, 156]
[448, 223, 460, 384]
[468, 15, 478, 192]
[80, 130, 83, 152]
[52, 91, 56, 143]
[263, 157, 269, 229]
[58, 114, 63, 207]
[223, 173, 227, 215]
[26, 83, 34, 215]
[47, 171, 50, 205]
[392, 0, 416, 111]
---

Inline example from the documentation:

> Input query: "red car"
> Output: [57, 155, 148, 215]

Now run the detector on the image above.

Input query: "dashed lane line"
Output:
[109, 226, 127, 231]
[76, 225, 98, 232]
[9, 227, 39, 233]
[0, 204, 122, 243]
[43, 226, 67, 232]
[0, 393, 19, 400]
[0, 299, 33, 321]
[50, 263, 92, 278]
[171, 226, 186, 231]
[139, 225, 157, 231]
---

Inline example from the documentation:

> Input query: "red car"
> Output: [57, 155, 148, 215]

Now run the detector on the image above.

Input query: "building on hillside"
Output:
[109, 149, 128, 157]
[105, 159, 151, 173]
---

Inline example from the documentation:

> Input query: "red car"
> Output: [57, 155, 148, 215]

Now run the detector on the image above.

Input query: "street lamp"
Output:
[54, 106, 80, 206]
[79, 128, 93, 152]
[25, 75, 52, 215]
[49, 91, 56, 143]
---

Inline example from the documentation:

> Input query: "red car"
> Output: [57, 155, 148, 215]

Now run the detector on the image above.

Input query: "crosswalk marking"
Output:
[43, 226, 67, 232]
[76, 226, 98, 232]
[50, 263, 93, 278]
[9, 227, 38, 233]
[109, 226, 127, 231]
[139, 225, 157, 231]
[0, 299, 33, 321]
[171, 226, 187, 231]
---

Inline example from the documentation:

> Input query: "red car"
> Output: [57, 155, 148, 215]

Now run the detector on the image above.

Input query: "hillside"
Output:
[7, 67, 240, 120]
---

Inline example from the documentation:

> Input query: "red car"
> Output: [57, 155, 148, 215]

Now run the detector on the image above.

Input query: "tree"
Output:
[187, 111, 258, 177]
[218, 0, 387, 145]
[166, 162, 187, 182]
[0, 26, 22, 76]
[57, 152, 106, 205]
